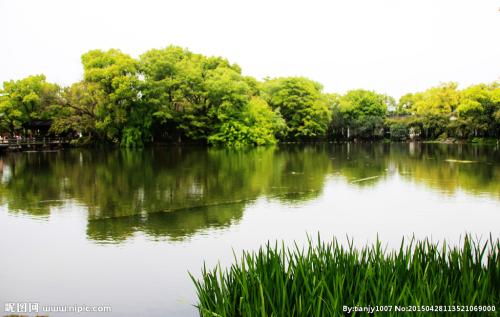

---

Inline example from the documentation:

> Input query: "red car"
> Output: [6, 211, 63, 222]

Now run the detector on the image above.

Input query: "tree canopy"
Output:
[329, 89, 389, 139]
[0, 74, 59, 135]
[262, 77, 331, 140]
[1, 46, 499, 146]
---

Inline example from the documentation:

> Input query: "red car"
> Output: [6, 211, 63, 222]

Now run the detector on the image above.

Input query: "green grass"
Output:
[191, 235, 500, 316]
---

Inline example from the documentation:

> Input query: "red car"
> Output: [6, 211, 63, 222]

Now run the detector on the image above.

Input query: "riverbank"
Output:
[1, 137, 499, 153]
[191, 236, 499, 316]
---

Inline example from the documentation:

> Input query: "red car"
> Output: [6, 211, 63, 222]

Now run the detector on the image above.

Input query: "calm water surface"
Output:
[0, 143, 499, 316]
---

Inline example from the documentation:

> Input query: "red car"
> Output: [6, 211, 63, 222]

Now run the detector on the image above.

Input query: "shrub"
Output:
[389, 123, 409, 141]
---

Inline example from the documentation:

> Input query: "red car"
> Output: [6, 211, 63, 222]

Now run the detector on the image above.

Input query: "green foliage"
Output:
[456, 83, 500, 138]
[421, 114, 449, 139]
[208, 97, 285, 147]
[192, 235, 500, 317]
[262, 77, 331, 140]
[50, 81, 102, 138]
[139, 46, 246, 143]
[408, 83, 461, 115]
[140, 46, 284, 146]
[139, 46, 204, 141]
[395, 93, 414, 114]
[120, 127, 144, 147]
[395, 82, 500, 140]
[1, 46, 498, 144]
[339, 89, 388, 118]
[81, 49, 151, 146]
[333, 89, 388, 139]
[0, 74, 60, 135]
[389, 123, 408, 141]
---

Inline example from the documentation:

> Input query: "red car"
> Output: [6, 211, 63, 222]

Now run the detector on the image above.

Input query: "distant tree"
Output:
[336, 89, 388, 139]
[396, 93, 415, 115]
[139, 46, 197, 141]
[410, 83, 461, 116]
[81, 49, 150, 146]
[50, 81, 103, 141]
[261, 77, 331, 140]
[203, 63, 284, 146]
[456, 83, 500, 138]
[389, 123, 409, 141]
[2, 46, 499, 145]
[0, 74, 60, 136]
[139, 46, 246, 142]
[397, 82, 500, 139]
[208, 96, 285, 147]
[140, 46, 284, 146]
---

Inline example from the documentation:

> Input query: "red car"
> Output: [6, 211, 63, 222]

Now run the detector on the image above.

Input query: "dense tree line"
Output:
[387, 82, 500, 141]
[1, 46, 499, 147]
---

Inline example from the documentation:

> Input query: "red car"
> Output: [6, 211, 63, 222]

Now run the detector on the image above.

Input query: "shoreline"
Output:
[1, 138, 499, 153]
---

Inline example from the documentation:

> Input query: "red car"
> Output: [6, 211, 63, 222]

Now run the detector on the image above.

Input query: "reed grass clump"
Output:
[191, 235, 499, 316]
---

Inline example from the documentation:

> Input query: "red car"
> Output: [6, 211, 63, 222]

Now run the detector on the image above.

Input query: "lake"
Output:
[1, 143, 499, 316]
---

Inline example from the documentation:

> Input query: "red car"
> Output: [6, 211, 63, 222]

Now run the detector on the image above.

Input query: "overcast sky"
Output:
[1, 0, 499, 98]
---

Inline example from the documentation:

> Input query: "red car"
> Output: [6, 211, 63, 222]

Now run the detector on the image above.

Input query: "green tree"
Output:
[208, 96, 285, 147]
[396, 93, 415, 115]
[139, 46, 247, 143]
[50, 81, 103, 142]
[455, 83, 500, 138]
[140, 46, 283, 146]
[336, 89, 388, 139]
[81, 49, 150, 146]
[398, 82, 500, 140]
[410, 83, 461, 116]
[204, 64, 283, 146]
[0, 74, 60, 136]
[139, 46, 197, 141]
[389, 123, 409, 141]
[262, 77, 331, 140]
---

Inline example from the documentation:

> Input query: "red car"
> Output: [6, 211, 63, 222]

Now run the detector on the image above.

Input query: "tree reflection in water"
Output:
[0, 143, 498, 242]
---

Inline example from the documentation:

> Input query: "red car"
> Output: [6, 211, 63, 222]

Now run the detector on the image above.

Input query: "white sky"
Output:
[1, 0, 499, 98]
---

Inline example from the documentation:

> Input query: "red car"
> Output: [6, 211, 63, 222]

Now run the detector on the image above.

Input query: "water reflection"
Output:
[0, 143, 498, 242]
[87, 202, 247, 243]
